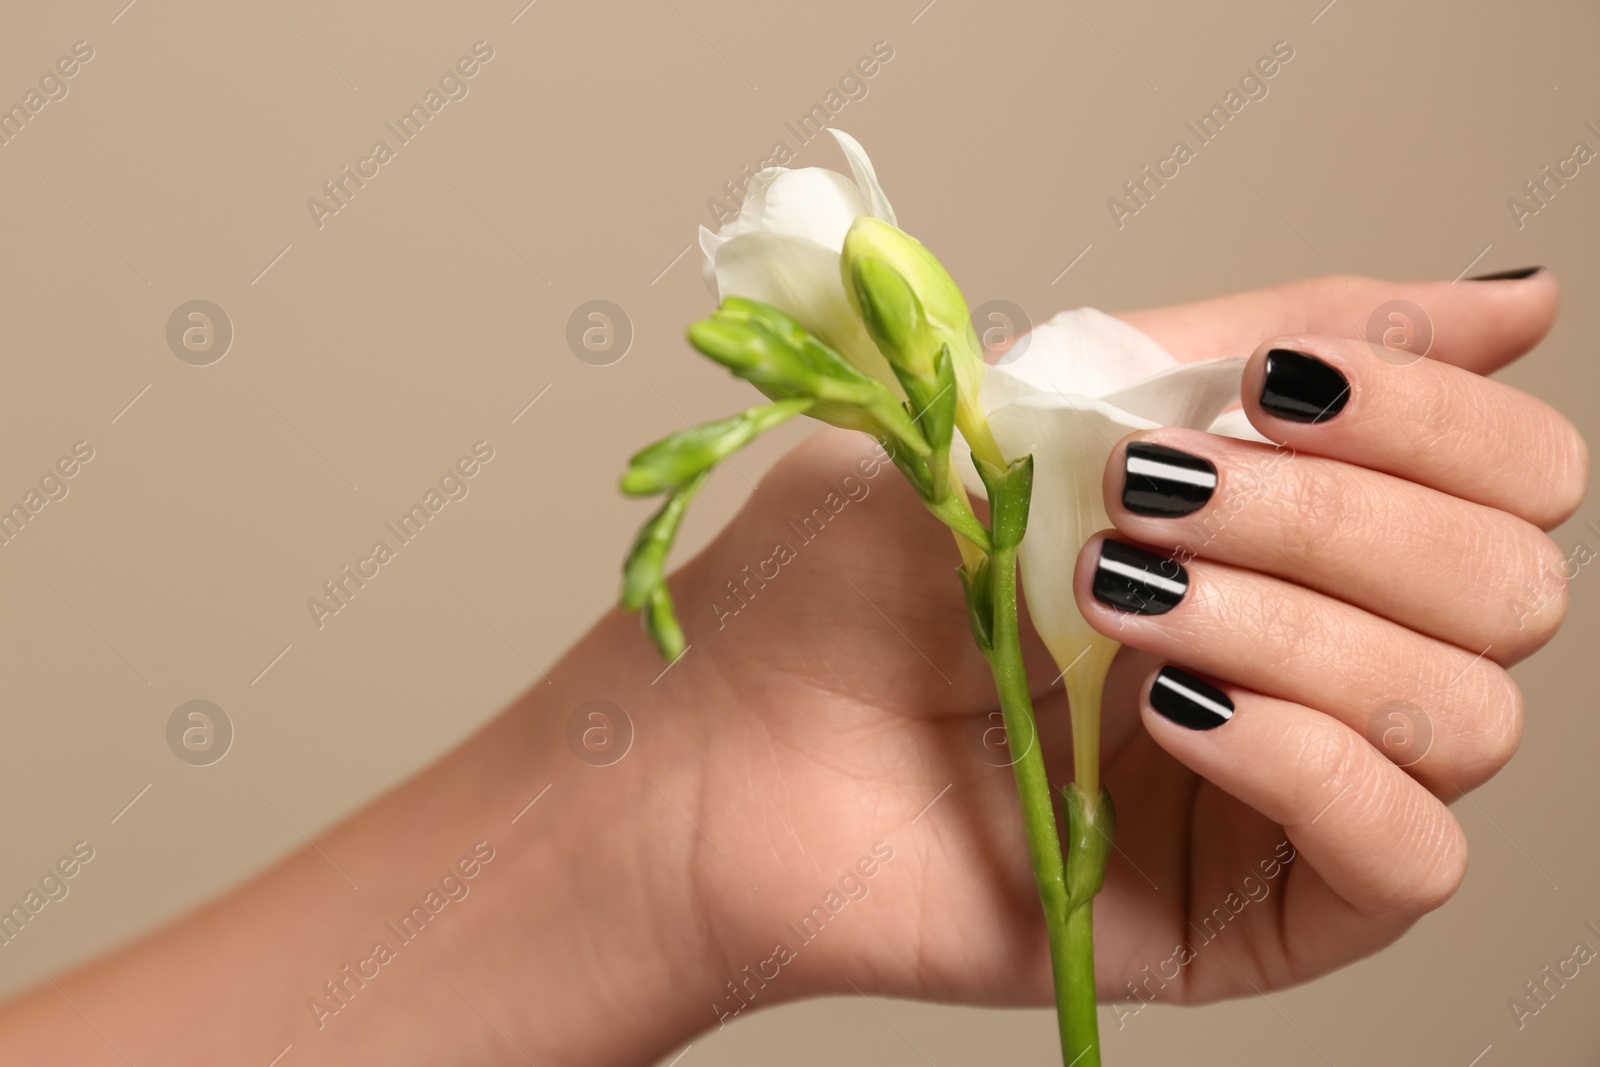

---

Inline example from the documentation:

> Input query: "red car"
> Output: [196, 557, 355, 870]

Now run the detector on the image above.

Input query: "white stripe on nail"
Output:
[1155, 674, 1235, 721]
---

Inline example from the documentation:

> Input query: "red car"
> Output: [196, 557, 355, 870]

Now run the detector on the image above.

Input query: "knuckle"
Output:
[1287, 718, 1365, 817]
[1498, 531, 1570, 656]
[1478, 670, 1526, 775]
[1406, 810, 1470, 913]
[1273, 460, 1357, 563]
[1528, 406, 1589, 528]
[1445, 663, 1525, 786]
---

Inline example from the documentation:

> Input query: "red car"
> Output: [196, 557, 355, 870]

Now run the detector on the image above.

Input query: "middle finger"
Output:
[1102, 426, 1567, 664]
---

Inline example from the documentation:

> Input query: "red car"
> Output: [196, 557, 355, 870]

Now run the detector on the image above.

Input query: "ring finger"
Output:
[1072, 532, 1522, 794]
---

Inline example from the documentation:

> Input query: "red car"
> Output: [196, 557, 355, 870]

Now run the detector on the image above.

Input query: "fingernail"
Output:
[1123, 442, 1217, 517]
[1150, 666, 1234, 730]
[1468, 266, 1543, 281]
[1092, 539, 1187, 615]
[1260, 349, 1349, 424]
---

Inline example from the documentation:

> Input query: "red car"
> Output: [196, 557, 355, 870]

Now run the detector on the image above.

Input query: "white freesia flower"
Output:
[961, 312, 1257, 669]
[699, 129, 900, 387]
[700, 129, 1264, 674]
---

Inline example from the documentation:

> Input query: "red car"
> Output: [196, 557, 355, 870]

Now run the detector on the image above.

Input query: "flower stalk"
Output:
[618, 122, 1271, 1061]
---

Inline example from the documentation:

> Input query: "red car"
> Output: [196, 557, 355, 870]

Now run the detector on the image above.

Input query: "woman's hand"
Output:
[2, 272, 1581, 1067]
[644, 269, 1585, 1034]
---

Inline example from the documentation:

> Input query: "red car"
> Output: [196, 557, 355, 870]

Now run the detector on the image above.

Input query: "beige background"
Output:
[1, 0, 1596, 1063]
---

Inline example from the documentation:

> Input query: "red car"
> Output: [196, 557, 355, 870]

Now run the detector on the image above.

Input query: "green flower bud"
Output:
[686, 297, 932, 458]
[620, 399, 811, 496]
[848, 256, 935, 380]
[840, 217, 985, 408]
[620, 470, 708, 612]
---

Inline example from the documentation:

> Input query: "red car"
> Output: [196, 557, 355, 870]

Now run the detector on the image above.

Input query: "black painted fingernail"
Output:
[1092, 539, 1187, 615]
[1468, 266, 1543, 281]
[1123, 442, 1217, 517]
[1150, 666, 1234, 730]
[1260, 349, 1349, 424]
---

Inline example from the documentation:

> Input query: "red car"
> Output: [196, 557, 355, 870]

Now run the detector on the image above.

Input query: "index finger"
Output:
[1116, 270, 1559, 376]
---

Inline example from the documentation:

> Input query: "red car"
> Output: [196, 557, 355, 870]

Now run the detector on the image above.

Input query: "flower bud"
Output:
[619, 399, 811, 497]
[848, 256, 935, 380]
[840, 217, 984, 406]
[687, 297, 932, 458]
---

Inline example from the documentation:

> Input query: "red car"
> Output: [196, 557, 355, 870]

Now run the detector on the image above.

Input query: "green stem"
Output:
[1061, 896, 1099, 1065]
[985, 542, 1099, 1066]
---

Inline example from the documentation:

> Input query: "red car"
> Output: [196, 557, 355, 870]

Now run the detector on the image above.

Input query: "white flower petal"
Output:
[745, 167, 871, 251]
[989, 308, 1179, 400]
[700, 165, 869, 296]
[828, 128, 897, 226]
[698, 222, 725, 294]
[986, 395, 1154, 650]
[1098, 357, 1246, 430]
[1206, 407, 1275, 443]
[712, 230, 894, 385]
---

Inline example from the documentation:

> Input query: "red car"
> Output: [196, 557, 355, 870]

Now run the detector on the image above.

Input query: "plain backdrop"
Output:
[0, 0, 1595, 1064]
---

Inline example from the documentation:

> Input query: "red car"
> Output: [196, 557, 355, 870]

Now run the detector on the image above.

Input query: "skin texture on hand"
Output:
[0, 273, 1583, 1066]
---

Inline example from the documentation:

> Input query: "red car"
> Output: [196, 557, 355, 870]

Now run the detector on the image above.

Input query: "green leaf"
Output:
[620, 469, 709, 612]
[620, 398, 811, 496]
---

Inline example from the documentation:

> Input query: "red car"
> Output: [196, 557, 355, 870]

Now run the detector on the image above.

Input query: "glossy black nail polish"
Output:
[1260, 349, 1349, 424]
[1092, 540, 1187, 615]
[1149, 666, 1234, 730]
[1468, 266, 1543, 281]
[1123, 442, 1217, 517]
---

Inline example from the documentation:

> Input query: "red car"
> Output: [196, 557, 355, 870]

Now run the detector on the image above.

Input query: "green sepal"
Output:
[620, 398, 811, 496]
[911, 343, 958, 458]
[885, 437, 935, 501]
[1062, 783, 1116, 912]
[958, 557, 995, 654]
[620, 469, 709, 612]
[894, 343, 956, 504]
[975, 452, 1034, 552]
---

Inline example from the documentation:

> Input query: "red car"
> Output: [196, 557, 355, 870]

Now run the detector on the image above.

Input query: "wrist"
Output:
[486, 596, 750, 1062]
